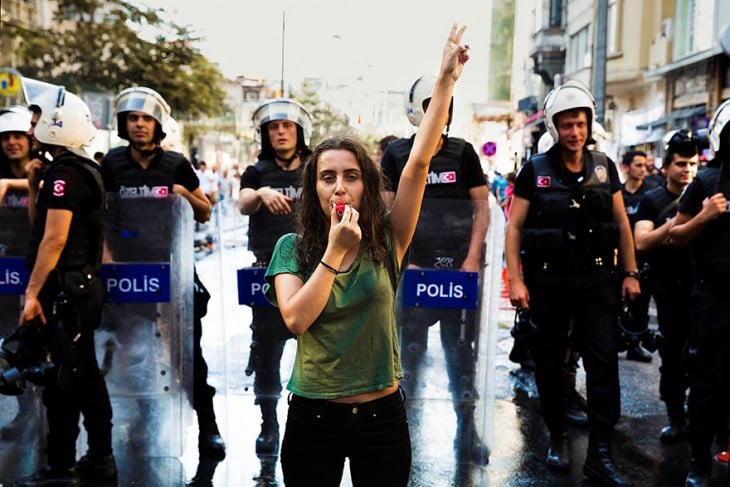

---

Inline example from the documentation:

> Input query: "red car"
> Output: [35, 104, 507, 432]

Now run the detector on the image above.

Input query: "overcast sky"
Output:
[148, 0, 493, 105]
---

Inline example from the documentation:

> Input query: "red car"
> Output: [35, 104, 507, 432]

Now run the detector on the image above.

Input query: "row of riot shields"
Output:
[0, 192, 505, 482]
[0, 195, 195, 472]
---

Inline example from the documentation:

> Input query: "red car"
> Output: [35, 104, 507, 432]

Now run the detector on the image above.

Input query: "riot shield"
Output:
[0, 200, 45, 474]
[91, 194, 194, 459]
[396, 198, 504, 485]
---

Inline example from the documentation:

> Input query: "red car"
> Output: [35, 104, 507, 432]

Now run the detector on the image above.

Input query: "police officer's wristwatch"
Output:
[622, 269, 640, 279]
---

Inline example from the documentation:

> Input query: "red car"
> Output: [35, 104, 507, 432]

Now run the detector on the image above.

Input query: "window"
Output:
[606, 0, 620, 54]
[549, 0, 562, 28]
[674, 0, 696, 59]
[568, 26, 591, 72]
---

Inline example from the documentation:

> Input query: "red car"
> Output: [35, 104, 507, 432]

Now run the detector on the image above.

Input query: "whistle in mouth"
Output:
[335, 202, 345, 219]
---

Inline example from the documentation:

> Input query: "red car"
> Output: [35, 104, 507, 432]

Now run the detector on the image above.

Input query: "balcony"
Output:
[530, 27, 566, 86]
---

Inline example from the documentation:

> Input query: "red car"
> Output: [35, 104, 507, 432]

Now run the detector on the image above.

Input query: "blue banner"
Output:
[237, 267, 272, 307]
[0, 257, 29, 295]
[401, 269, 478, 309]
[100, 263, 171, 303]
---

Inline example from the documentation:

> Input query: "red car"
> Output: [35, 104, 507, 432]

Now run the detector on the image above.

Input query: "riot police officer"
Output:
[238, 98, 312, 457]
[505, 80, 640, 486]
[669, 100, 730, 486]
[101, 87, 223, 457]
[380, 74, 490, 465]
[619, 150, 655, 363]
[634, 129, 698, 443]
[16, 87, 114, 487]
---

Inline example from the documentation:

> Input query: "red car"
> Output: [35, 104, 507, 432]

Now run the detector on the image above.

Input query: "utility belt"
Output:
[522, 252, 615, 274]
[39, 265, 101, 303]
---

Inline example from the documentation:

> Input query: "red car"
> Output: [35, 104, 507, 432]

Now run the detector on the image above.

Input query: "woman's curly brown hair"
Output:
[295, 137, 389, 273]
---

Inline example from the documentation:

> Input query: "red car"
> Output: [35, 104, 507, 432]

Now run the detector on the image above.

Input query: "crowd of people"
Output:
[2, 19, 730, 487]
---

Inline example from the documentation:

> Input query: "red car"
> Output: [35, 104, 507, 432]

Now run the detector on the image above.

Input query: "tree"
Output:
[10, 0, 226, 118]
[290, 81, 350, 147]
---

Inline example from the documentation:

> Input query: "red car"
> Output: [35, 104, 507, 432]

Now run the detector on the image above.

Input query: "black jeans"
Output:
[281, 388, 411, 487]
[524, 268, 621, 443]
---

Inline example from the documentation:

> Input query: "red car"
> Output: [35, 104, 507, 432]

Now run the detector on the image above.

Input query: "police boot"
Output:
[256, 398, 280, 457]
[197, 410, 226, 459]
[660, 417, 687, 443]
[546, 433, 570, 472]
[625, 343, 652, 363]
[454, 404, 490, 466]
[186, 455, 223, 487]
[583, 442, 631, 486]
[684, 458, 710, 487]
[14, 466, 80, 487]
[75, 453, 118, 481]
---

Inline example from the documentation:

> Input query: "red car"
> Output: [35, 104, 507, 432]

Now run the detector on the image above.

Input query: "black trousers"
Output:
[653, 275, 691, 420]
[248, 306, 295, 401]
[397, 304, 479, 403]
[686, 278, 730, 466]
[524, 267, 621, 443]
[41, 284, 113, 470]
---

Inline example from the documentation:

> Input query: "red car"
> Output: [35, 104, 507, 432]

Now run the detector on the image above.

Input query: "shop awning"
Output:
[636, 105, 708, 130]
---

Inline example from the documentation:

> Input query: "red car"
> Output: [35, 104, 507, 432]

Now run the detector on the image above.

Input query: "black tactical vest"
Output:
[27, 152, 105, 272]
[103, 146, 185, 191]
[388, 136, 474, 264]
[689, 162, 730, 276]
[522, 150, 618, 264]
[102, 147, 188, 261]
[247, 158, 302, 261]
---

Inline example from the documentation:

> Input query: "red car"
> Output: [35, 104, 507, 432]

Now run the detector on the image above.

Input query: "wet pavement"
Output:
[1, 204, 728, 486]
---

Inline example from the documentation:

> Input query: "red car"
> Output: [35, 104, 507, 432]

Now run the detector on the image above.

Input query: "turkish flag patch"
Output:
[52, 180, 66, 197]
[536, 176, 551, 188]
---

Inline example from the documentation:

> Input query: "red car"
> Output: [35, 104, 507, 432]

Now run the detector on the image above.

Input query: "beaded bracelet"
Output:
[320, 260, 340, 274]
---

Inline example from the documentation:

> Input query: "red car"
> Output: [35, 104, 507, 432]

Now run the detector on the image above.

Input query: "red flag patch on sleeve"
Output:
[536, 176, 551, 188]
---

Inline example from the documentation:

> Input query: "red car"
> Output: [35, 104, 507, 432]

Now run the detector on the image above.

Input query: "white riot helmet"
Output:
[543, 80, 596, 142]
[404, 75, 436, 127]
[708, 99, 730, 153]
[161, 117, 183, 153]
[114, 86, 170, 141]
[404, 75, 454, 128]
[0, 105, 32, 134]
[537, 131, 555, 154]
[32, 86, 96, 150]
[252, 98, 312, 146]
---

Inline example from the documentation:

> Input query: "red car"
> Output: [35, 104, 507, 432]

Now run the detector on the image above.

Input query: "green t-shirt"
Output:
[265, 223, 403, 400]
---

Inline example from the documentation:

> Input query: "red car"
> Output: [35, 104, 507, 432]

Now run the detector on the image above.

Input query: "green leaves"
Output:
[13, 0, 225, 118]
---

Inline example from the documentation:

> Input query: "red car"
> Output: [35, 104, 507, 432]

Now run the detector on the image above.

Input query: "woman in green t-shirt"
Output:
[265, 24, 470, 486]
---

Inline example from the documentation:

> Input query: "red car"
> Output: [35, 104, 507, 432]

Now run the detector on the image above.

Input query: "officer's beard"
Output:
[131, 140, 161, 159]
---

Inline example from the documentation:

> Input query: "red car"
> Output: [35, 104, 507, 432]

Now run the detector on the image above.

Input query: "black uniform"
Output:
[239, 159, 298, 409]
[101, 146, 217, 425]
[26, 151, 112, 470]
[676, 160, 730, 472]
[514, 145, 622, 446]
[381, 135, 489, 463]
[620, 180, 655, 350]
[635, 184, 690, 422]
